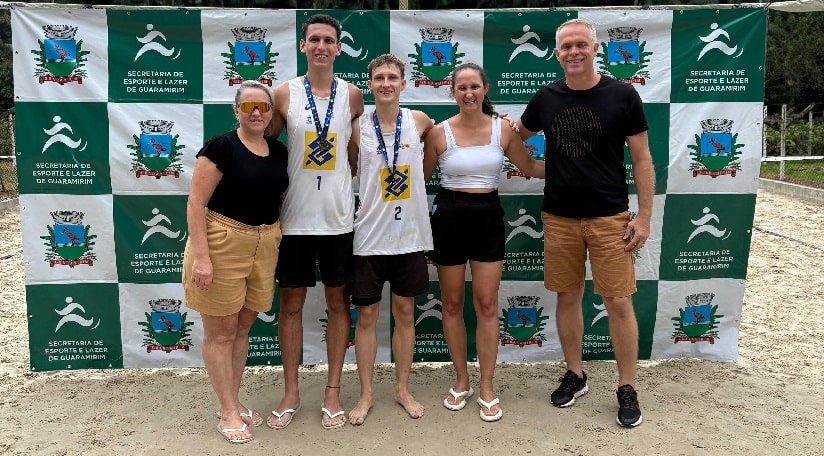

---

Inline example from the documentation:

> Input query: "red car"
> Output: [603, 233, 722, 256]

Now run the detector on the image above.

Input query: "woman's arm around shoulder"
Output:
[348, 83, 365, 120]
[347, 84, 365, 177]
[347, 117, 361, 177]
[269, 82, 290, 139]
[501, 123, 544, 179]
[411, 110, 434, 141]
[422, 122, 445, 183]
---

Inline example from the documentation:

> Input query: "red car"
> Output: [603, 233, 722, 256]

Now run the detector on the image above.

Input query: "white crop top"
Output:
[438, 117, 504, 189]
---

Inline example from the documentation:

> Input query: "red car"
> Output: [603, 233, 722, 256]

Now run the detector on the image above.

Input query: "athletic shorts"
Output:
[427, 188, 505, 266]
[541, 211, 636, 298]
[183, 210, 281, 316]
[275, 232, 354, 288]
[352, 251, 429, 307]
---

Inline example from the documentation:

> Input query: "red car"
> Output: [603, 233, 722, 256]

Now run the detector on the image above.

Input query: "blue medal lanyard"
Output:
[303, 74, 337, 150]
[371, 109, 403, 181]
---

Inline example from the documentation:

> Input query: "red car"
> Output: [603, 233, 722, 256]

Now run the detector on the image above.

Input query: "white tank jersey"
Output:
[280, 76, 354, 235]
[438, 116, 504, 189]
[353, 108, 433, 255]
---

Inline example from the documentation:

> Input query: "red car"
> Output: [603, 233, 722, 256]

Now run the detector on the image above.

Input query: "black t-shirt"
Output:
[197, 130, 289, 226]
[521, 76, 648, 218]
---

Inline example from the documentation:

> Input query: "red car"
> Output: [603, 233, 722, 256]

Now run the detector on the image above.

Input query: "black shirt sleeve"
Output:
[196, 134, 232, 173]
[520, 88, 546, 135]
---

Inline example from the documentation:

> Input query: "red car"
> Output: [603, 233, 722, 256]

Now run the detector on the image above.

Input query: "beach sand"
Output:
[0, 188, 821, 456]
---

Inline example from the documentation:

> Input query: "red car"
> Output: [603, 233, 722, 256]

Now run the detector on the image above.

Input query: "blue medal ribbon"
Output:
[371, 109, 403, 183]
[303, 75, 337, 152]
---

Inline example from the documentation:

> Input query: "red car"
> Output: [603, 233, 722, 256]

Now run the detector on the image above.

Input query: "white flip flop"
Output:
[443, 387, 475, 411]
[477, 396, 503, 422]
[267, 403, 301, 430]
[321, 406, 346, 430]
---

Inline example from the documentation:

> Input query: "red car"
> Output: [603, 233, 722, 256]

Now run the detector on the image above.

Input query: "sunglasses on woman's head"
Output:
[238, 101, 271, 113]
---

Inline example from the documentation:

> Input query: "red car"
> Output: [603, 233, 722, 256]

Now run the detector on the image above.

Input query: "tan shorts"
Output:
[542, 211, 636, 298]
[183, 210, 282, 316]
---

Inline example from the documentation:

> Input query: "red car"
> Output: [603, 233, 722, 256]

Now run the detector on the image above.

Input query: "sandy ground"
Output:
[0, 189, 821, 456]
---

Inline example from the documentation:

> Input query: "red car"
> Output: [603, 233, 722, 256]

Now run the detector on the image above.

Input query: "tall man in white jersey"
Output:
[345, 54, 434, 426]
[266, 14, 364, 431]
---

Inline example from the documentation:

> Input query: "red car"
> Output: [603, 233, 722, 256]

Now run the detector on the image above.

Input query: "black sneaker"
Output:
[550, 370, 588, 407]
[616, 384, 643, 427]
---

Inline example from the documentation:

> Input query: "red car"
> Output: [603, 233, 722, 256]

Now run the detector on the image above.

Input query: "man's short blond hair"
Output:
[555, 18, 598, 49]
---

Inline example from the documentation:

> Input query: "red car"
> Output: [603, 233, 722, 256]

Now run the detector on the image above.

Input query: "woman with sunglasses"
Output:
[183, 80, 289, 444]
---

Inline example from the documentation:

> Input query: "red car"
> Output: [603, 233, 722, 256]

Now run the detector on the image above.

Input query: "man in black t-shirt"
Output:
[515, 18, 654, 428]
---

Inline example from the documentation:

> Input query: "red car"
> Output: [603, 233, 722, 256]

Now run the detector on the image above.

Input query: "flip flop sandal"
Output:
[267, 403, 301, 430]
[240, 408, 263, 427]
[443, 387, 474, 411]
[321, 406, 346, 430]
[477, 397, 503, 422]
[216, 422, 254, 444]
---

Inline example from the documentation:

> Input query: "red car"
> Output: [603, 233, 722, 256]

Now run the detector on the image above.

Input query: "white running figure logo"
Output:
[591, 302, 608, 326]
[134, 24, 181, 62]
[506, 208, 543, 244]
[415, 293, 443, 326]
[697, 22, 743, 61]
[687, 207, 731, 243]
[42, 116, 87, 154]
[141, 207, 186, 245]
[509, 25, 551, 63]
[258, 311, 278, 324]
[339, 30, 368, 61]
[55, 296, 100, 332]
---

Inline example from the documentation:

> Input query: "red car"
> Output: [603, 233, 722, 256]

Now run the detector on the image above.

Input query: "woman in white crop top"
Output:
[423, 63, 544, 423]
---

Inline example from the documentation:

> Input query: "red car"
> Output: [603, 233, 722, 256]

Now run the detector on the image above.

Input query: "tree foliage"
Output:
[0, 10, 12, 111]
[765, 10, 824, 105]
[62, 0, 394, 7]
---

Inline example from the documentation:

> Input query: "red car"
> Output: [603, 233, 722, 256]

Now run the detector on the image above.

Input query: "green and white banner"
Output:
[12, 5, 766, 370]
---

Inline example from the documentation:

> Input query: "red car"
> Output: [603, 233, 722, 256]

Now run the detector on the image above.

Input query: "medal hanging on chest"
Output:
[303, 75, 337, 154]
[372, 109, 403, 185]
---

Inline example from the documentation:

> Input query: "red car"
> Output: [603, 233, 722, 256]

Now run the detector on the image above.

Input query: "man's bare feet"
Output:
[348, 396, 374, 425]
[396, 389, 424, 419]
